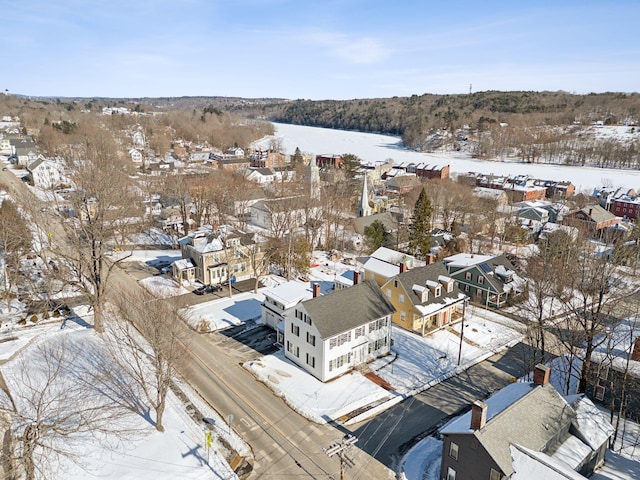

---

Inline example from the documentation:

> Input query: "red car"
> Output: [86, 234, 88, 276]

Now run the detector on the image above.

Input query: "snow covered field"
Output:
[255, 123, 640, 192]
[0, 306, 244, 480]
[179, 290, 265, 332]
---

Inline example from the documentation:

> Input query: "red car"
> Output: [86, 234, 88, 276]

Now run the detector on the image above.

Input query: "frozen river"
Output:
[255, 123, 640, 194]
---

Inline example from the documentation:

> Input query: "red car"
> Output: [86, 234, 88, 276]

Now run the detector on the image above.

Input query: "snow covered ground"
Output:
[179, 290, 266, 332]
[0, 306, 245, 480]
[398, 352, 640, 480]
[255, 123, 640, 193]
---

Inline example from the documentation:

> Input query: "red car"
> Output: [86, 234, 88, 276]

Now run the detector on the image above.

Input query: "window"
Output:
[598, 367, 609, 381]
[291, 324, 300, 336]
[369, 318, 387, 332]
[464, 284, 470, 292]
[400, 311, 406, 322]
[449, 442, 459, 460]
[595, 385, 605, 401]
[399, 294, 405, 304]
[329, 353, 351, 371]
[307, 332, 316, 346]
[394, 279, 398, 288]
[368, 337, 388, 353]
[329, 332, 351, 349]
[476, 288, 483, 298]
[306, 353, 315, 368]
[355, 326, 365, 338]
[386, 288, 392, 298]
[447, 467, 456, 480]
[478, 276, 485, 285]
[489, 468, 501, 480]
[465, 272, 472, 281]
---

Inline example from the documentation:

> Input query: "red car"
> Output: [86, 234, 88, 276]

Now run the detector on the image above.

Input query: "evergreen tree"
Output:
[409, 187, 433, 259]
[364, 220, 388, 253]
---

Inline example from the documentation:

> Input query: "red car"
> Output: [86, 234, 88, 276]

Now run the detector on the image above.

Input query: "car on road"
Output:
[194, 284, 223, 295]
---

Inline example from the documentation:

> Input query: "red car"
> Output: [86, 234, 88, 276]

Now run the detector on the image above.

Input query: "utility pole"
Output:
[324, 434, 357, 480]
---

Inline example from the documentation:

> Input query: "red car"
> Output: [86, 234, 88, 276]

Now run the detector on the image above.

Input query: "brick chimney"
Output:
[312, 283, 320, 298]
[533, 364, 550, 386]
[470, 400, 487, 430]
[399, 262, 407, 273]
[353, 271, 361, 285]
[632, 337, 640, 362]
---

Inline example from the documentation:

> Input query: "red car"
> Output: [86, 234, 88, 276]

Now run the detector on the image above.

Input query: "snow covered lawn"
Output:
[179, 291, 266, 332]
[0, 307, 243, 480]
[371, 311, 522, 396]
[399, 436, 442, 480]
[139, 274, 189, 298]
[245, 349, 393, 424]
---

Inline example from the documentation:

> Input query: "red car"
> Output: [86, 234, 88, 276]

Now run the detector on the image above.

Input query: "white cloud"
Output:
[307, 31, 391, 65]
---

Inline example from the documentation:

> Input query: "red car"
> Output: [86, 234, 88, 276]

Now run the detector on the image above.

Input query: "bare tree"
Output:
[3, 335, 140, 480]
[42, 130, 141, 333]
[106, 290, 187, 433]
[0, 197, 31, 310]
[558, 236, 630, 394]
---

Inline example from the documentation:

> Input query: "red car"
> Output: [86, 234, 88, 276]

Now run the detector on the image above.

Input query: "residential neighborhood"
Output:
[1, 91, 640, 480]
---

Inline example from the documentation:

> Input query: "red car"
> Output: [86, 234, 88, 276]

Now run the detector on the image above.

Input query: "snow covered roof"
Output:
[510, 445, 587, 480]
[370, 247, 415, 266]
[263, 281, 314, 309]
[173, 258, 194, 270]
[363, 256, 401, 279]
[442, 253, 494, 268]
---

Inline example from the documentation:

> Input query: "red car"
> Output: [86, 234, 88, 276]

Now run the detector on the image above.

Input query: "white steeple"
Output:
[358, 174, 372, 217]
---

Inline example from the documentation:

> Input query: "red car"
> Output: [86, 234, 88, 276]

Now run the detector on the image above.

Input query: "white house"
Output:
[250, 197, 306, 232]
[26, 156, 66, 189]
[261, 280, 316, 344]
[129, 148, 143, 163]
[284, 280, 395, 382]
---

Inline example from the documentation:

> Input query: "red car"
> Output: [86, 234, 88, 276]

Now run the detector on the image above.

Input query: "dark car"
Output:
[193, 286, 206, 295]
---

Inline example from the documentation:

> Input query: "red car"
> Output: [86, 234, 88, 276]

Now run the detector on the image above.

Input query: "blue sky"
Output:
[4, 0, 640, 99]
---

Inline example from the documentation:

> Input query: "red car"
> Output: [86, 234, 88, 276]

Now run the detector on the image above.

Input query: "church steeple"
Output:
[358, 174, 372, 217]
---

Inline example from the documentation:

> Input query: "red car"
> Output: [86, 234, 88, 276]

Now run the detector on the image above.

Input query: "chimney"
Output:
[632, 337, 640, 362]
[470, 400, 487, 430]
[353, 271, 361, 285]
[399, 262, 407, 273]
[588, 208, 593, 217]
[533, 364, 550, 386]
[312, 283, 320, 298]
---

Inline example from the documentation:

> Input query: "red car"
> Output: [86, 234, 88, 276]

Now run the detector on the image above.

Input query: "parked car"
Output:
[204, 284, 222, 293]
[193, 287, 206, 295]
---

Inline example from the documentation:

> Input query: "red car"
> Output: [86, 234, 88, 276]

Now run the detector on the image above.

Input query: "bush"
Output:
[53, 309, 60, 318]
[43, 311, 50, 320]
[30, 314, 38, 323]
[18, 318, 27, 325]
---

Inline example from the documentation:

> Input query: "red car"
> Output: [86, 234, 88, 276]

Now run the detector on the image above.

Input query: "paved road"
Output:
[109, 270, 394, 479]
[349, 342, 540, 469]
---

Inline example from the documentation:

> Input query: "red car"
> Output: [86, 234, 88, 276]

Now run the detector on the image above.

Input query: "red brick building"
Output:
[613, 197, 640, 219]
[315, 154, 343, 169]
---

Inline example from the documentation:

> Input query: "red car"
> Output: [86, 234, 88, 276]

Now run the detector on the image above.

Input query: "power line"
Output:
[324, 434, 357, 480]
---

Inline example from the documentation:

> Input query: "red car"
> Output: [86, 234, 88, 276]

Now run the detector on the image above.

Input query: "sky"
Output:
[4, 0, 640, 99]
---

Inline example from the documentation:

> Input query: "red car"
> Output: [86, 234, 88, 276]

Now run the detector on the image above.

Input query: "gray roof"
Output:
[441, 382, 576, 477]
[580, 204, 616, 223]
[351, 212, 398, 234]
[302, 280, 395, 339]
[394, 262, 464, 307]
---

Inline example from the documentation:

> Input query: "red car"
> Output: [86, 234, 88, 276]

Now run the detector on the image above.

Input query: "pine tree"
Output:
[409, 187, 433, 259]
[364, 220, 388, 253]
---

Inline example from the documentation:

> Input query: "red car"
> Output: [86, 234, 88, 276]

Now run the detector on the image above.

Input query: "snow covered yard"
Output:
[0, 306, 243, 480]
[179, 291, 266, 332]
[139, 274, 189, 298]
[245, 349, 393, 424]
[244, 309, 522, 424]
[371, 311, 522, 396]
